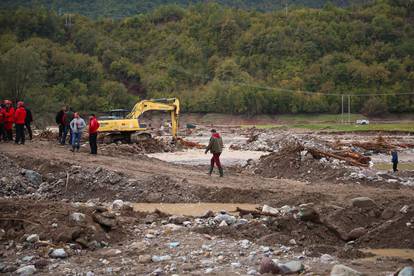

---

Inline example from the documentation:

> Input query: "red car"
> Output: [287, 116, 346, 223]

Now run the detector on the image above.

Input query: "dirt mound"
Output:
[245, 141, 347, 182]
[0, 199, 126, 247]
[100, 138, 176, 155]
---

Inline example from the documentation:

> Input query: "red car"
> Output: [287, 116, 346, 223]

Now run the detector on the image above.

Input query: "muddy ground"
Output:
[1, 128, 414, 275]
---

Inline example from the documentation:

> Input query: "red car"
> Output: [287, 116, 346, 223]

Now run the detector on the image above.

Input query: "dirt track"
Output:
[1, 141, 414, 206]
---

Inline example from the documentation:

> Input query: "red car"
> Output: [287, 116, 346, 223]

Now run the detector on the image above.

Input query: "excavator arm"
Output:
[98, 98, 180, 141]
[126, 98, 180, 137]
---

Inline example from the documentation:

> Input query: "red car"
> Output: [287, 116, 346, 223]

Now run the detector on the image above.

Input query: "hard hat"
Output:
[4, 100, 11, 104]
[17, 101, 24, 107]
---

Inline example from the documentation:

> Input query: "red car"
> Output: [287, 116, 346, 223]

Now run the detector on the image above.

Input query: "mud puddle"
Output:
[361, 248, 414, 260]
[148, 149, 265, 166]
[133, 202, 259, 216]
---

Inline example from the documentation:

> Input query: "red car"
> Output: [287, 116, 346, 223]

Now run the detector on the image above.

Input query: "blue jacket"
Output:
[391, 151, 398, 163]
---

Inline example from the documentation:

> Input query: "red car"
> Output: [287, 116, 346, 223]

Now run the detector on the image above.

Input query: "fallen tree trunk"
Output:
[307, 148, 369, 167]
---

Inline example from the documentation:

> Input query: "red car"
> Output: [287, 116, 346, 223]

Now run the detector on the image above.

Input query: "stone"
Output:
[289, 239, 297, 245]
[247, 269, 258, 275]
[86, 272, 95, 276]
[162, 224, 184, 232]
[138, 255, 152, 263]
[99, 248, 122, 257]
[219, 221, 228, 227]
[381, 208, 395, 220]
[350, 197, 377, 209]
[214, 214, 236, 225]
[262, 205, 279, 215]
[70, 212, 86, 223]
[152, 255, 172, 262]
[26, 234, 39, 243]
[0, 228, 5, 240]
[21, 256, 34, 262]
[183, 221, 192, 227]
[330, 264, 363, 276]
[168, 215, 187, 225]
[23, 170, 42, 185]
[348, 227, 367, 240]
[231, 262, 241, 269]
[93, 212, 117, 228]
[205, 268, 214, 274]
[259, 258, 280, 274]
[129, 241, 148, 252]
[49, 248, 68, 258]
[400, 205, 410, 214]
[278, 260, 304, 274]
[112, 199, 124, 210]
[16, 265, 37, 275]
[398, 267, 414, 276]
[320, 254, 334, 264]
[297, 206, 320, 222]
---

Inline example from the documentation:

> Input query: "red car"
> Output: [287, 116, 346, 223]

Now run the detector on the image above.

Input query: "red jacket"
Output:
[89, 117, 100, 134]
[4, 107, 14, 123]
[0, 108, 5, 123]
[14, 107, 27, 124]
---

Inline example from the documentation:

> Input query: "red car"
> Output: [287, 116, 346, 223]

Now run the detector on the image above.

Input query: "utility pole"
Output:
[285, 0, 288, 16]
[341, 95, 344, 124]
[348, 95, 351, 124]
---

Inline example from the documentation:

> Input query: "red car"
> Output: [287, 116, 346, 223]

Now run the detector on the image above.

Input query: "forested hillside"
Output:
[0, 0, 413, 115]
[0, 0, 372, 19]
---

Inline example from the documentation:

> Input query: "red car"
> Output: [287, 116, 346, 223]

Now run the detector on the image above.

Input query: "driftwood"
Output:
[307, 148, 369, 167]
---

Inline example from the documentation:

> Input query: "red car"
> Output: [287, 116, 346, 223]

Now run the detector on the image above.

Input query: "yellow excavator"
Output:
[98, 98, 180, 143]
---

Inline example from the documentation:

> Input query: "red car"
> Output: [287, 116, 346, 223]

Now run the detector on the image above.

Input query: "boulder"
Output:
[26, 234, 39, 243]
[259, 258, 280, 274]
[350, 197, 377, 209]
[347, 227, 367, 240]
[330, 264, 363, 276]
[70, 212, 86, 223]
[214, 214, 236, 225]
[49, 248, 68, 259]
[398, 267, 414, 276]
[16, 265, 37, 275]
[297, 206, 320, 223]
[111, 200, 124, 210]
[93, 212, 117, 228]
[278, 260, 304, 274]
[23, 170, 42, 185]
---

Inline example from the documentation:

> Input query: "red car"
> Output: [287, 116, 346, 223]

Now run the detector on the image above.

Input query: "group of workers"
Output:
[0, 100, 33, 144]
[55, 106, 100, 154]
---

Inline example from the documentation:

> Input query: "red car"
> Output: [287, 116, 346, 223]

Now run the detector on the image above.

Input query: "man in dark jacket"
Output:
[205, 129, 224, 177]
[56, 106, 66, 142]
[25, 106, 33, 140]
[61, 107, 74, 145]
[391, 150, 398, 172]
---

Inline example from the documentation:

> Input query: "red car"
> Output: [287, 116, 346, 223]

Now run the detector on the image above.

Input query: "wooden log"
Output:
[307, 148, 369, 167]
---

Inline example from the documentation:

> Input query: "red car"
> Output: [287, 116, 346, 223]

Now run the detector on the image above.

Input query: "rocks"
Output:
[111, 199, 125, 210]
[22, 170, 42, 185]
[262, 205, 279, 215]
[99, 248, 122, 257]
[297, 205, 320, 223]
[49, 248, 68, 259]
[92, 212, 117, 228]
[214, 214, 236, 225]
[16, 265, 37, 275]
[162, 224, 184, 232]
[259, 258, 280, 274]
[330, 264, 363, 276]
[350, 197, 377, 209]
[168, 215, 187, 225]
[151, 255, 172, 262]
[200, 210, 214, 218]
[398, 267, 414, 276]
[381, 208, 395, 220]
[138, 255, 152, 263]
[347, 227, 367, 240]
[0, 228, 5, 240]
[320, 254, 335, 264]
[278, 260, 304, 274]
[70, 212, 86, 223]
[26, 234, 39, 243]
[219, 221, 228, 227]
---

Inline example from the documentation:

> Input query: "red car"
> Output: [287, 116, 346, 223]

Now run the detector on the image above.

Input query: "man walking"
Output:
[14, 101, 27, 145]
[88, 114, 100, 154]
[391, 150, 398, 172]
[69, 112, 86, 152]
[25, 105, 33, 140]
[4, 100, 14, 141]
[205, 129, 224, 177]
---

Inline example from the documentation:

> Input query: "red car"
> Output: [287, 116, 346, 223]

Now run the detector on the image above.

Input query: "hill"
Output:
[0, 0, 413, 116]
[0, 0, 372, 19]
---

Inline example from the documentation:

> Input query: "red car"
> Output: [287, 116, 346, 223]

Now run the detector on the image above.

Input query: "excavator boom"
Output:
[98, 98, 180, 142]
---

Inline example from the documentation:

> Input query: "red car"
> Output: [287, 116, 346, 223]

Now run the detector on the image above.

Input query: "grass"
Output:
[276, 113, 366, 123]
[374, 162, 414, 170]
[241, 123, 414, 132]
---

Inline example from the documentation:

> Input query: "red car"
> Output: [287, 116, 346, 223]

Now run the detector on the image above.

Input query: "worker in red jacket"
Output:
[4, 100, 15, 141]
[14, 101, 27, 145]
[0, 101, 5, 141]
[88, 114, 100, 154]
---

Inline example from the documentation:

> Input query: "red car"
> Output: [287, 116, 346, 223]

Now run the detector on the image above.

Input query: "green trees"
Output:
[0, 1, 413, 117]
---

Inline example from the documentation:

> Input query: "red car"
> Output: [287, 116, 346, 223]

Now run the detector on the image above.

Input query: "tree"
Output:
[0, 45, 45, 102]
